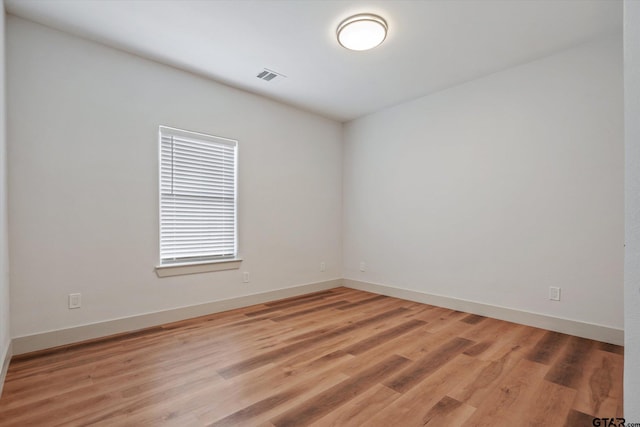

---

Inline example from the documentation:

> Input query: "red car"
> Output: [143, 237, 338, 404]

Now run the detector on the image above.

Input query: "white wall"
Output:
[343, 35, 624, 331]
[0, 1, 10, 375]
[624, 0, 640, 419]
[7, 16, 342, 339]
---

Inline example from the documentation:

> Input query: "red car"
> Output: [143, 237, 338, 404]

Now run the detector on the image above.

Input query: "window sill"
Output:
[155, 258, 242, 277]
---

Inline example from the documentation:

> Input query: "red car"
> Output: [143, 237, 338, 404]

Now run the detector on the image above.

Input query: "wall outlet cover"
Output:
[68, 293, 81, 309]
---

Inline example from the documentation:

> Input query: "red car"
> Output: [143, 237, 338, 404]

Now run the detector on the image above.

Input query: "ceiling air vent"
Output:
[256, 68, 286, 82]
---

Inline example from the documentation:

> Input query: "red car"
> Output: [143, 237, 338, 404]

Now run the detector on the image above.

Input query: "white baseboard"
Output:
[344, 279, 624, 346]
[0, 340, 12, 397]
[10, 276, 624, 355]
[12, 279, 342, 355]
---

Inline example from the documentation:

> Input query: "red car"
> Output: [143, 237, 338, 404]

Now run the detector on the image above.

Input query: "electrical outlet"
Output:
[549, 286, 561, 301]
[320, 262, 326, 272]
[68, 293, 81, 309]
[243, 272, 250, 283]
[360, 261, 366, 272]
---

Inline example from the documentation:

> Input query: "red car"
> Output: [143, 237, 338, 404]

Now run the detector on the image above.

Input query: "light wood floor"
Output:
[0, 287, 624, 426]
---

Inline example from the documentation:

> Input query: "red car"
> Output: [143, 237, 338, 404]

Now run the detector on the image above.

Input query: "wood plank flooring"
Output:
[0, 287, 624, 426]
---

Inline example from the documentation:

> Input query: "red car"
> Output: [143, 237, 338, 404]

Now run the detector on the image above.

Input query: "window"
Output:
[158, 126, 238, 274]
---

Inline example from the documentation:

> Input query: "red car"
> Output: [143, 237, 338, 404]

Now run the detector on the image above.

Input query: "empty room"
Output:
[0, 0, 639, 425]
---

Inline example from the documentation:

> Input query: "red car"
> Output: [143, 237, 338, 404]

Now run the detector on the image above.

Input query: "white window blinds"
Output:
[159, 126, 238, 265]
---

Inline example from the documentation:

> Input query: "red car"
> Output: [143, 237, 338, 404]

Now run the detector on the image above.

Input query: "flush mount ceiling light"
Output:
[337, 13, 388, 51]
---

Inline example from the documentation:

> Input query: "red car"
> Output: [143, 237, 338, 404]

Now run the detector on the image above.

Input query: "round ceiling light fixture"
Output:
[337, 13, 388, 51]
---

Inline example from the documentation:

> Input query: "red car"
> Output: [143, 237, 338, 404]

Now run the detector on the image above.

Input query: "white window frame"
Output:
[155, 126, 241, 277]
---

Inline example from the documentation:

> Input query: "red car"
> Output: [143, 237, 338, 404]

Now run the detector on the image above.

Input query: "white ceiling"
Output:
[5, 0, 622, 122]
